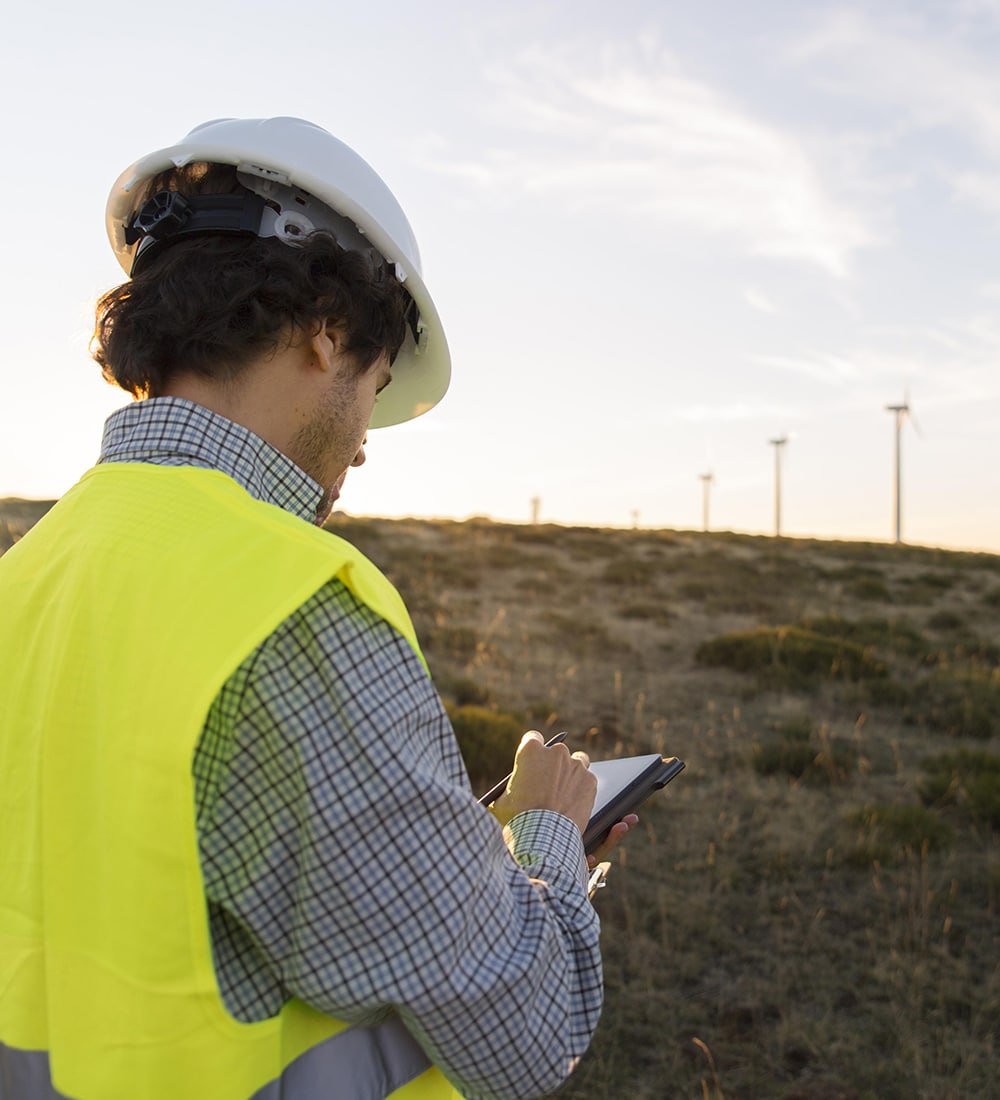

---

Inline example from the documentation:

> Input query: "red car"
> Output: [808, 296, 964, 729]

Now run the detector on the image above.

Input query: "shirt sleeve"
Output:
[195, 577, 603, 1100]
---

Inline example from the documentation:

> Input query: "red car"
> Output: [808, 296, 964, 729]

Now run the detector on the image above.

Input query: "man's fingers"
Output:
[499, 732, 596, 833]
[586, 815, 640, 866]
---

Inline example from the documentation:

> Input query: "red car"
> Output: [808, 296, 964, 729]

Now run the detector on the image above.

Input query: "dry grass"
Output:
[324, 515, 999, 1100]
[5, 500, 998, 1099]
[0, 498, 51, 554]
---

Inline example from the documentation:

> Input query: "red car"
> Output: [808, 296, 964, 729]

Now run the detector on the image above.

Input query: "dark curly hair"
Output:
[92, 163, 413, 398]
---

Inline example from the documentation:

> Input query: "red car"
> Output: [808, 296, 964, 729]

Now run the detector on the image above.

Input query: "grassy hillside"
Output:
[0, 498, 53, 553]
[4, 500, 998, 1098]
[326, 515, 999, 1100]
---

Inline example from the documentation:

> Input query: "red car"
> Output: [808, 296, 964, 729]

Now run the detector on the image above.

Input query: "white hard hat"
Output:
[106, 117, 450, 428]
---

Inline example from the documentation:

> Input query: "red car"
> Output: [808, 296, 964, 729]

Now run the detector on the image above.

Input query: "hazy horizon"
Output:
[2, 1, 997, 552]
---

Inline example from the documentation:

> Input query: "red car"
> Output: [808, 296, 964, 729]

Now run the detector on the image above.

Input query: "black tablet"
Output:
[583, 754, 685, 854]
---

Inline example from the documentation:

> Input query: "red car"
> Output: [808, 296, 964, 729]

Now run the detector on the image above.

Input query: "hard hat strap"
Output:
[124, 188, 420, 345]
[127, 191, 268, 274]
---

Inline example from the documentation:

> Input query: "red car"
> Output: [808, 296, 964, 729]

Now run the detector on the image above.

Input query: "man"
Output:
[0, 118, 633, 1100]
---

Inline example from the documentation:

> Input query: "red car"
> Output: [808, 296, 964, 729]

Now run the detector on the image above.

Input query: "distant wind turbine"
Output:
[698, 472, 714, 532]
[885, 395, 919, 545]
[768, 436, 788, 537]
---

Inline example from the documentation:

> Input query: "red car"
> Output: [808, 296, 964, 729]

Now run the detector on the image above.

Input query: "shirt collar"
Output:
[98, 397, 325, 525]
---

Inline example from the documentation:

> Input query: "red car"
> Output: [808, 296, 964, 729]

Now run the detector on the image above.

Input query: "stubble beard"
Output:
[289, 378, 366, 527]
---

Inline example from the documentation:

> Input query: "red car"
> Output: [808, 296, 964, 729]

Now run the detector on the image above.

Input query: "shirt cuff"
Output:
[503, 809, 590, 894]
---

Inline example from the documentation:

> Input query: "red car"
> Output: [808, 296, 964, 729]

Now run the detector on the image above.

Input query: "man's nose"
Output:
[351, 440, 367, 467]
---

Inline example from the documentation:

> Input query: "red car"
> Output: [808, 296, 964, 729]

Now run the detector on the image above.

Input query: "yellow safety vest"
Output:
[0, 463, 460, 1100]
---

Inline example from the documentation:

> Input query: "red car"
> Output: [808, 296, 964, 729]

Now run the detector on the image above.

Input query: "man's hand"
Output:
[586, 814, 639, 869]
[491, 731, 597, 834]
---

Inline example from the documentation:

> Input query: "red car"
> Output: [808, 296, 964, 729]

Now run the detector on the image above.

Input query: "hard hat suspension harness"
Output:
[125, 188, 421, 347]
[125, 191, 268, 274]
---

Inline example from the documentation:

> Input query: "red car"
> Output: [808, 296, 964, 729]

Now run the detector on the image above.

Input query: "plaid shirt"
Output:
[99, 398, 602, 1099]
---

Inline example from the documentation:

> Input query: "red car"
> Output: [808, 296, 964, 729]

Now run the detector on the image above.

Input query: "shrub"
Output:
[438, 676, 493, 707]
[802, 614, 926, 658]
[844, 803, 954, 865]
[677, 579, 711, 601]
[617, 602, 672, 626]
[513, 574, 553, 595]
[564, 531, 619, 560]
[773, 715, 813, 741]
[470, 542, 549, 571]
[863, 678, 912, 708]
[695, 627, 887, 692]
[423, 625, 481, 660]
[907, 668, 1000, 740]
[918, 748, 1000, 829]
[851, 576, 893, 602]
[921, 638, 1000, 671]
[812, 735, 859, 787]
[952, 639, 1000, 667]
[541, 610, 620, 655]
[927, 610, 966, 632]
[446, 703, 523, 789]
[513, 524, 564, 547]
[601, 557, 659, 586]
[753, 737, 815, 780]
[753, 719, 857, 786]
[830, 563, 885, 581]
[911, 570, 956, 591]
[525, 699, 560, 726]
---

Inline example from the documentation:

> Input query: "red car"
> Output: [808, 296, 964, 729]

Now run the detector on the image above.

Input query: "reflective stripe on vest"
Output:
[0, 464, 460, 1100]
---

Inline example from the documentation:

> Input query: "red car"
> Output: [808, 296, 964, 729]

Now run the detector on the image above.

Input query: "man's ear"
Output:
[307, 321, 344, 373]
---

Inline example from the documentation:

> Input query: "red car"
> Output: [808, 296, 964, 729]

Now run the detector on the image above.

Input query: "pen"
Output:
[478, 731, 569, 806]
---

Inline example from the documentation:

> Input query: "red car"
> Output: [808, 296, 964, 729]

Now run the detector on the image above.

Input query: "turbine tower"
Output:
[885, 397, 916, 544]
[698, 472, 714, 533]
[768, 436, 788, 537]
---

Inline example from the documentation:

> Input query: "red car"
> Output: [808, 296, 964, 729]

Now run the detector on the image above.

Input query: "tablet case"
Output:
[583, 755, 685, 854]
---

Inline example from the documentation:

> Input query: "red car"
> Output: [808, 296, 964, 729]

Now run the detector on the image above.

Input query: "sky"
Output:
[1, 0, 998, 552]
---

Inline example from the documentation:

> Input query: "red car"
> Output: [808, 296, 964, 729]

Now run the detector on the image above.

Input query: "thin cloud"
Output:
[745, 287, 779, 315]
[787, 9, 1000, 156]
[956, 0, 1000, 19]
[952, 171, 1000, 225]
[674, 401, 800, 425]
[421, 41, 874, 277]
[751, 351, 863, 385]
[753, 293, 1000, 407]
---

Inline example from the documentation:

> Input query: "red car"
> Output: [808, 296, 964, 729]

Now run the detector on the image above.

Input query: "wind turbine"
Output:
[768, 436, 788, 537]
[698, 472, 714, 533]
[885, 395, 919, 545]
